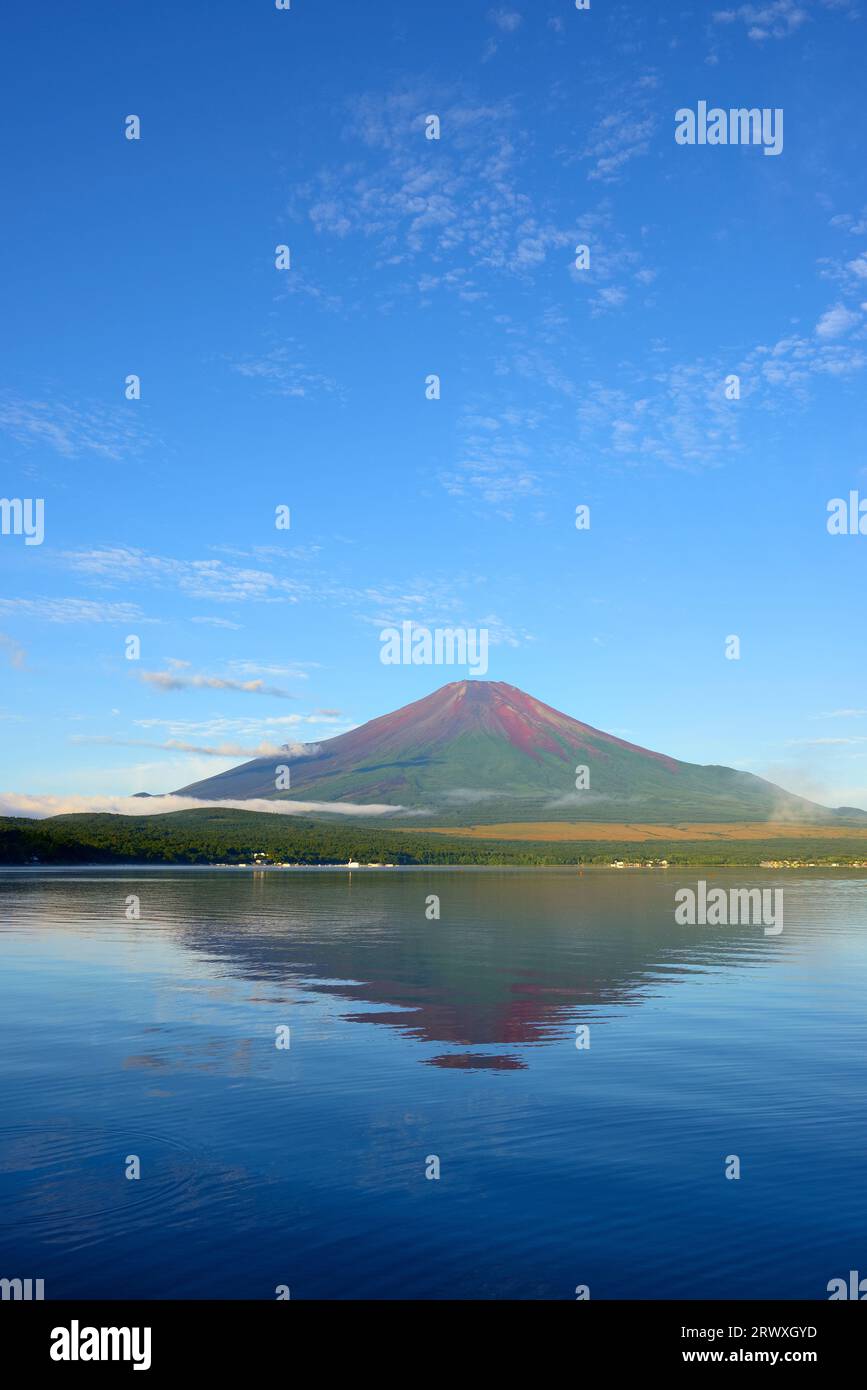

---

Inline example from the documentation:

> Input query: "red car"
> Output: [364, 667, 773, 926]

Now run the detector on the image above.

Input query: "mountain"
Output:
[171, 680, 864, 825]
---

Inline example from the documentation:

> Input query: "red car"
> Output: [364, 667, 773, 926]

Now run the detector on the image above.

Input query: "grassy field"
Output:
[416, 821, 867, 843]
[2, 809, 867, 867]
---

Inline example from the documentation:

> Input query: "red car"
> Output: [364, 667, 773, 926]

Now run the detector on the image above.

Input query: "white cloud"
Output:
[139, 668, 296, 698]
[131, 714, 349, 737]
[299, 88, 578, 290]
[0, 597, 148, 624]
[440, 406, 543, 512]
[64, 547, 308, 604]
[0, 792, 406, 819]
[829, 209, 867, 235]
[815, 304, 860, 339]
[712, 1, 844, 41]
[789, 736, 867, 746]
[0, 396, 152, 459]
[70, 734, 312, 759]
[0, 633, 26, 668]
[574, 360, 742, 471]
[488, 8, 522, 31]
[582, 109, 657, 184]
[231, 345, 341, 399]
[227, 660, 318, 680]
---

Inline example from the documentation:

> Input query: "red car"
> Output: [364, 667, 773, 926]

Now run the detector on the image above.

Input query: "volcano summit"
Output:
[173, 681, 862, 826]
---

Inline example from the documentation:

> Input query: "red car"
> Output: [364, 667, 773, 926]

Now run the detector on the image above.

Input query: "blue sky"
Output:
[1, 0, 866, 815]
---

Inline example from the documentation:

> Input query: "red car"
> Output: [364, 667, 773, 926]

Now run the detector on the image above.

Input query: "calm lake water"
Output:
[1, 867, 865, 1300]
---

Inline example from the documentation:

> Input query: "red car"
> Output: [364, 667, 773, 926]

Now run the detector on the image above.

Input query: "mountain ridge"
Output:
[172, 680, 865, 825]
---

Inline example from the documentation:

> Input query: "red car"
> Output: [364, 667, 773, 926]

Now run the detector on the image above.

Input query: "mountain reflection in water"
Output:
[1, 867, 865, 1300]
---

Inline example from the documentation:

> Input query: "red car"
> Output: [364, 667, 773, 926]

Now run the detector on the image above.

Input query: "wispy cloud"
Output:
[0, 396, 152, 459]
[226, 659, 318, 681]
[131, 714, 350, 737]
[581, 100, 657, 183]
[788, 736, 867, 746]
[712, 0, 856, 41]
[829, 207, 867, 235]
[70, 734, 311, 759]
[59, 544, 532, 645]
[355, 584, 534, 647]
[139, 668, 296, 698]
[524, 279, 867, 472]
[441, 406, 545, 512]
[191, 616, 243, 630]
[488, 8, 522, 32]
[0, 792, 405, 819]
[0, 633, 26, 668]
[298, 86, 578, 291]
[713, 2, 810, 41]
[573, 356, 742, 471]
[64, 547, 308, 604]
[231, 345, 341, 399]
[816, 304, 861, 339]
[0, 597, 148, 624]
[745, 328, 867, 390]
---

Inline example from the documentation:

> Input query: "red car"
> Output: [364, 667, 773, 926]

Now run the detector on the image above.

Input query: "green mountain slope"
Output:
[172, 680, 865, 825]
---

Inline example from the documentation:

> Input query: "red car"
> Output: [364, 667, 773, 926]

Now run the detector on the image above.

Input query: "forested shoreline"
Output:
[2, 809, 867, 868]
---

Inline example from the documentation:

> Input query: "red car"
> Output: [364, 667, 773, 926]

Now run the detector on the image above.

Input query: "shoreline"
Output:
[4, 809, 867, 870]
[4, 861, 867, 873]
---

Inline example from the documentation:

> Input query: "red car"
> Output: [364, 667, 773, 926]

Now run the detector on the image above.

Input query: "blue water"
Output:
[1, 867, 865, 1299]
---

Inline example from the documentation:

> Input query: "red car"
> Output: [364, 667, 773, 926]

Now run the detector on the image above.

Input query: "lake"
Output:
[1, 866, 865, 1300]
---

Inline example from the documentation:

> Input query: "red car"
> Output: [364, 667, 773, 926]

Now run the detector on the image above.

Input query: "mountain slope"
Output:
[172, 680, 861, 824]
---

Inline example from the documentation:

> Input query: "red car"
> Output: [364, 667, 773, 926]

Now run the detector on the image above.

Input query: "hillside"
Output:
[173, 680, 864, 825]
